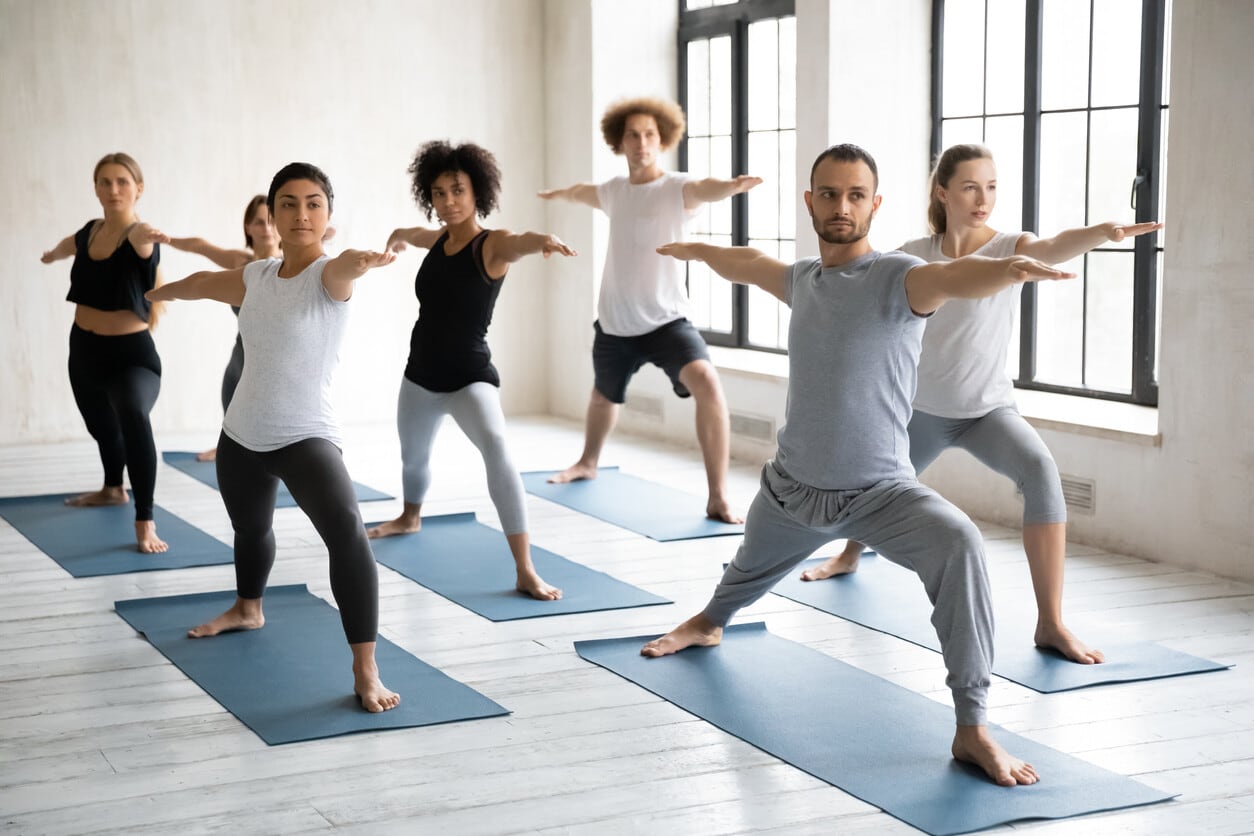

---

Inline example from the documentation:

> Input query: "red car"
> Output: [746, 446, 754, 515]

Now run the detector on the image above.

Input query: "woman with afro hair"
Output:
[368, 140, 575, 602]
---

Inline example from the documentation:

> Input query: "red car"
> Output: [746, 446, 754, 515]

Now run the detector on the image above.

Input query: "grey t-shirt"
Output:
[223, 255, 348, 452]
[774, 250, 928, 490]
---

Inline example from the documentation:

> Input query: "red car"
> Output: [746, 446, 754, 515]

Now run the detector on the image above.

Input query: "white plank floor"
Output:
[1, 416, 1252, 835]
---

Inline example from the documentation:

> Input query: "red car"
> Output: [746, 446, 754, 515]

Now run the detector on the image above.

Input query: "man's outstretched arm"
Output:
[658, 241, 789, 302]
[682, 175, 762, 210]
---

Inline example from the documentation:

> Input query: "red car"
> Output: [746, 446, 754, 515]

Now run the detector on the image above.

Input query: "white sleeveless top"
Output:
[901, 231, 1025, 419]
[223, 256, 349, 451]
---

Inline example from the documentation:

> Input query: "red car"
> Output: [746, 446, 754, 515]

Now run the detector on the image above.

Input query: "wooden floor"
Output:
[2, 416, 1252, 835]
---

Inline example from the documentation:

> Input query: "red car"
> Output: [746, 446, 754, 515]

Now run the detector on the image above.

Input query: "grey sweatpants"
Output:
[397, 377, 528, 535]
[910, 406, 1066, 525]
[702, 462, 994, 726]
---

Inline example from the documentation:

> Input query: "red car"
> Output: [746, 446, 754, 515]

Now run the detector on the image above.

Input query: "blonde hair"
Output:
[600, 97, 687, 153]
[927, 144, 993, 234]
[93, 152, 144, 186]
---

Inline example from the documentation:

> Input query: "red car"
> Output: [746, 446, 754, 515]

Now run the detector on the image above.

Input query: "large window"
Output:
[934, 0, 1169, 405]
[679, 0, 796, 352]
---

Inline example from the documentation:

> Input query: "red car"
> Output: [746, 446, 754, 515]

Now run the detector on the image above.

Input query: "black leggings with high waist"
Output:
[67, 324, 161, 521]
[215, 433, 378, 644]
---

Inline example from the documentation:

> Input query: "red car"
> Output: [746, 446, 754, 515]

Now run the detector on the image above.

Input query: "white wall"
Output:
[1, 0, 550, 444]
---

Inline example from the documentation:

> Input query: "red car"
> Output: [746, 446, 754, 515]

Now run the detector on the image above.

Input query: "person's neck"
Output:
[99, 209, 138, 231]
[941, 222, 998, 258]
[444, 217, 483, 250]
[627, 161, 665, 185]
[253, 242, 282, 260]
[818, 237, 875, 268]
[278, 241, 325, 277]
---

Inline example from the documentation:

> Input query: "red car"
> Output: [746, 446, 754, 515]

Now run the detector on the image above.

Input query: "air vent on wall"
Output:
[624, 394, 664, 418]
[730, 411, 775, 441]
[1059, 474, 1096, 514]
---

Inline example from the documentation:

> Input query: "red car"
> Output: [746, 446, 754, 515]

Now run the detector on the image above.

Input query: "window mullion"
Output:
[1018, 0, 1043, 385]
[731, 18, 750, 346]
[1132, 0, 1166, 405]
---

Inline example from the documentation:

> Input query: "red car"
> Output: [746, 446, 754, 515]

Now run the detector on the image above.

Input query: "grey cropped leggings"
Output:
[910, 406, 1067, 525]
[397, 378, 528, 535]
[702, 462, 994, 726]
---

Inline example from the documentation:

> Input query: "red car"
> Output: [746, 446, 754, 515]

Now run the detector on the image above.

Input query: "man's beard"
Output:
[812, 214, 870, 245]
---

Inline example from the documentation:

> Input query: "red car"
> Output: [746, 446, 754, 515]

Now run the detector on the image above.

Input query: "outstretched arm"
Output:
[682, 175, 763, 210]
[482, 230, 577, 278]
[145, 268, 246, 307]
[1016, 221, 1163, 263]
[906, 255, 1076, 315]
[41, 234, 77, 264]
[385, 226, 444, 254]
[537, 183, 600, 209]
[166, 237, 254, 270]
[127, 222, 170, 259]
[322, 249, 398, 301]
[657, 241, 790, 302]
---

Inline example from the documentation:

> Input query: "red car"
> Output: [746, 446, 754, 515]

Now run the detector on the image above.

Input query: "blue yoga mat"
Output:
[163, 451, 392, 507]
[115, 584, 508, 745]
[575, 622, 1173, 836]
[0, 493, 232, 577]
[369, 512, 671, 621]
[522, 467, 745, 541]
[772, 555, 1230, 692]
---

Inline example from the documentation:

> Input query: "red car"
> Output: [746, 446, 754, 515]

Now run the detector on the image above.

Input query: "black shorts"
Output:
[592, 318, 710, 404]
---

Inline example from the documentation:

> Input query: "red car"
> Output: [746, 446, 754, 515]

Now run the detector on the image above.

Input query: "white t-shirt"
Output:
[595, 172, 694, 336]
[902, 231, 1025, 419]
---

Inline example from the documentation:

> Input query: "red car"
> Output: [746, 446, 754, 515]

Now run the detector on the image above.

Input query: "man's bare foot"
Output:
[952, 725, 1039, 786]
[1035, 621, 1104, 664]
[516, 567, 562, 601]
[548, 462, 598, 484]
[354, 665, 400, 713]
[136, 521, 168, 554]
[367, 516, 421, 539]
[641, 614, 723, 657]
[195, 448, 217, 462]
[187, 599, 265, 638]
[706, 497, 744, 525]
[64, 486, 127, 507]
[800, 549, 862, 581]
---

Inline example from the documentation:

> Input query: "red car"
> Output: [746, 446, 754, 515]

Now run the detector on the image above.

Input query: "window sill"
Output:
[709, 346, 1161, 446]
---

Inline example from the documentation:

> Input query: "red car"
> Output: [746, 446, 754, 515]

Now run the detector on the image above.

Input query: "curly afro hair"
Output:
[601, 97, 686, 153]
[408, 141, 501, 221]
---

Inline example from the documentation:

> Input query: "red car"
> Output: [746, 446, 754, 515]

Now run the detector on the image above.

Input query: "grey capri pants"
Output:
[909, 406, 1067, 525]
[397, 377, 528, 535]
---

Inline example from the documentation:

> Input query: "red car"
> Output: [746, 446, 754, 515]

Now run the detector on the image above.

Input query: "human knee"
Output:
[682, 361, 724, 402]
[933, 512, 984, 557]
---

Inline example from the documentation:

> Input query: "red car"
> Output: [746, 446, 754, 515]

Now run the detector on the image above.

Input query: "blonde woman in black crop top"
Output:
[40, 152, 171, 554]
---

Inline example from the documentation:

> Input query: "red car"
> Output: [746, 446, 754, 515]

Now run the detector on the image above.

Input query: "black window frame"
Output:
[931, 0, 1167, 406]
[678, 0, 796, 353]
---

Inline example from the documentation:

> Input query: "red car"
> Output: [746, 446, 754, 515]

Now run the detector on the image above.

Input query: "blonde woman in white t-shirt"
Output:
[801, 143, 1161, 665]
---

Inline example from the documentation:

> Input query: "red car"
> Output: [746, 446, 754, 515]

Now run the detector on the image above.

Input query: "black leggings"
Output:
[216, 433, 378, 644]
[67, 325, 161, 521]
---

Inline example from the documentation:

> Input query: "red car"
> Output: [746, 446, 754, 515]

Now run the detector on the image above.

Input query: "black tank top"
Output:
[66, 220, 159, 321]
[403, 229, 505, 392]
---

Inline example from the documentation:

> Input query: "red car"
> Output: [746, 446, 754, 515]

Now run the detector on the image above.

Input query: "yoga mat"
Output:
[0, 493, 232, 577]
[115, 584, 508, 745]
[369, 512, 671, 621]
[576, 623, 1173, 836]
[522, 467, 744, 541]
[772, 554, 1230, 692]
[163, 451, 392, 507]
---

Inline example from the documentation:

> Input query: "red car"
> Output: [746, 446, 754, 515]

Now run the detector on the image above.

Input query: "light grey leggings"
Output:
[703, 462, 994, 726]
[397, 377, 527, 535]
[910, 406, 1067, 525]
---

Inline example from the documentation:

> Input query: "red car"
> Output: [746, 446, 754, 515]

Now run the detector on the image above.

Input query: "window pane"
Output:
[710, 36, 732, 135]
[1041, 0, 1091, 111]
[941, 117, 984, 149]
[779, 128, 796, 241]
[1032, 253, 1086, 387]
[942, 0, 986, 117]
[1090, 0, 1142, 107]
[1084, 252, 1134, 392]
[1006, 294, 1021, 380]
[1038, 111, 1088, 234]
[984, 115, 1023, 232]
[687, 136, 710, 179]
[779, 17, 796, 130]
[985, 0, 1025, 113]
[748, 132, 780, 239]
[687, 39, 710, 137]
[748, 18, 779, 132]
[1087, 107, 1140, 242]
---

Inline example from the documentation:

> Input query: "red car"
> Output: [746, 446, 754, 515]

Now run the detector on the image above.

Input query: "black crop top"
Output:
[403, 229, 505, 392]
[66, 220, 160, 321]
